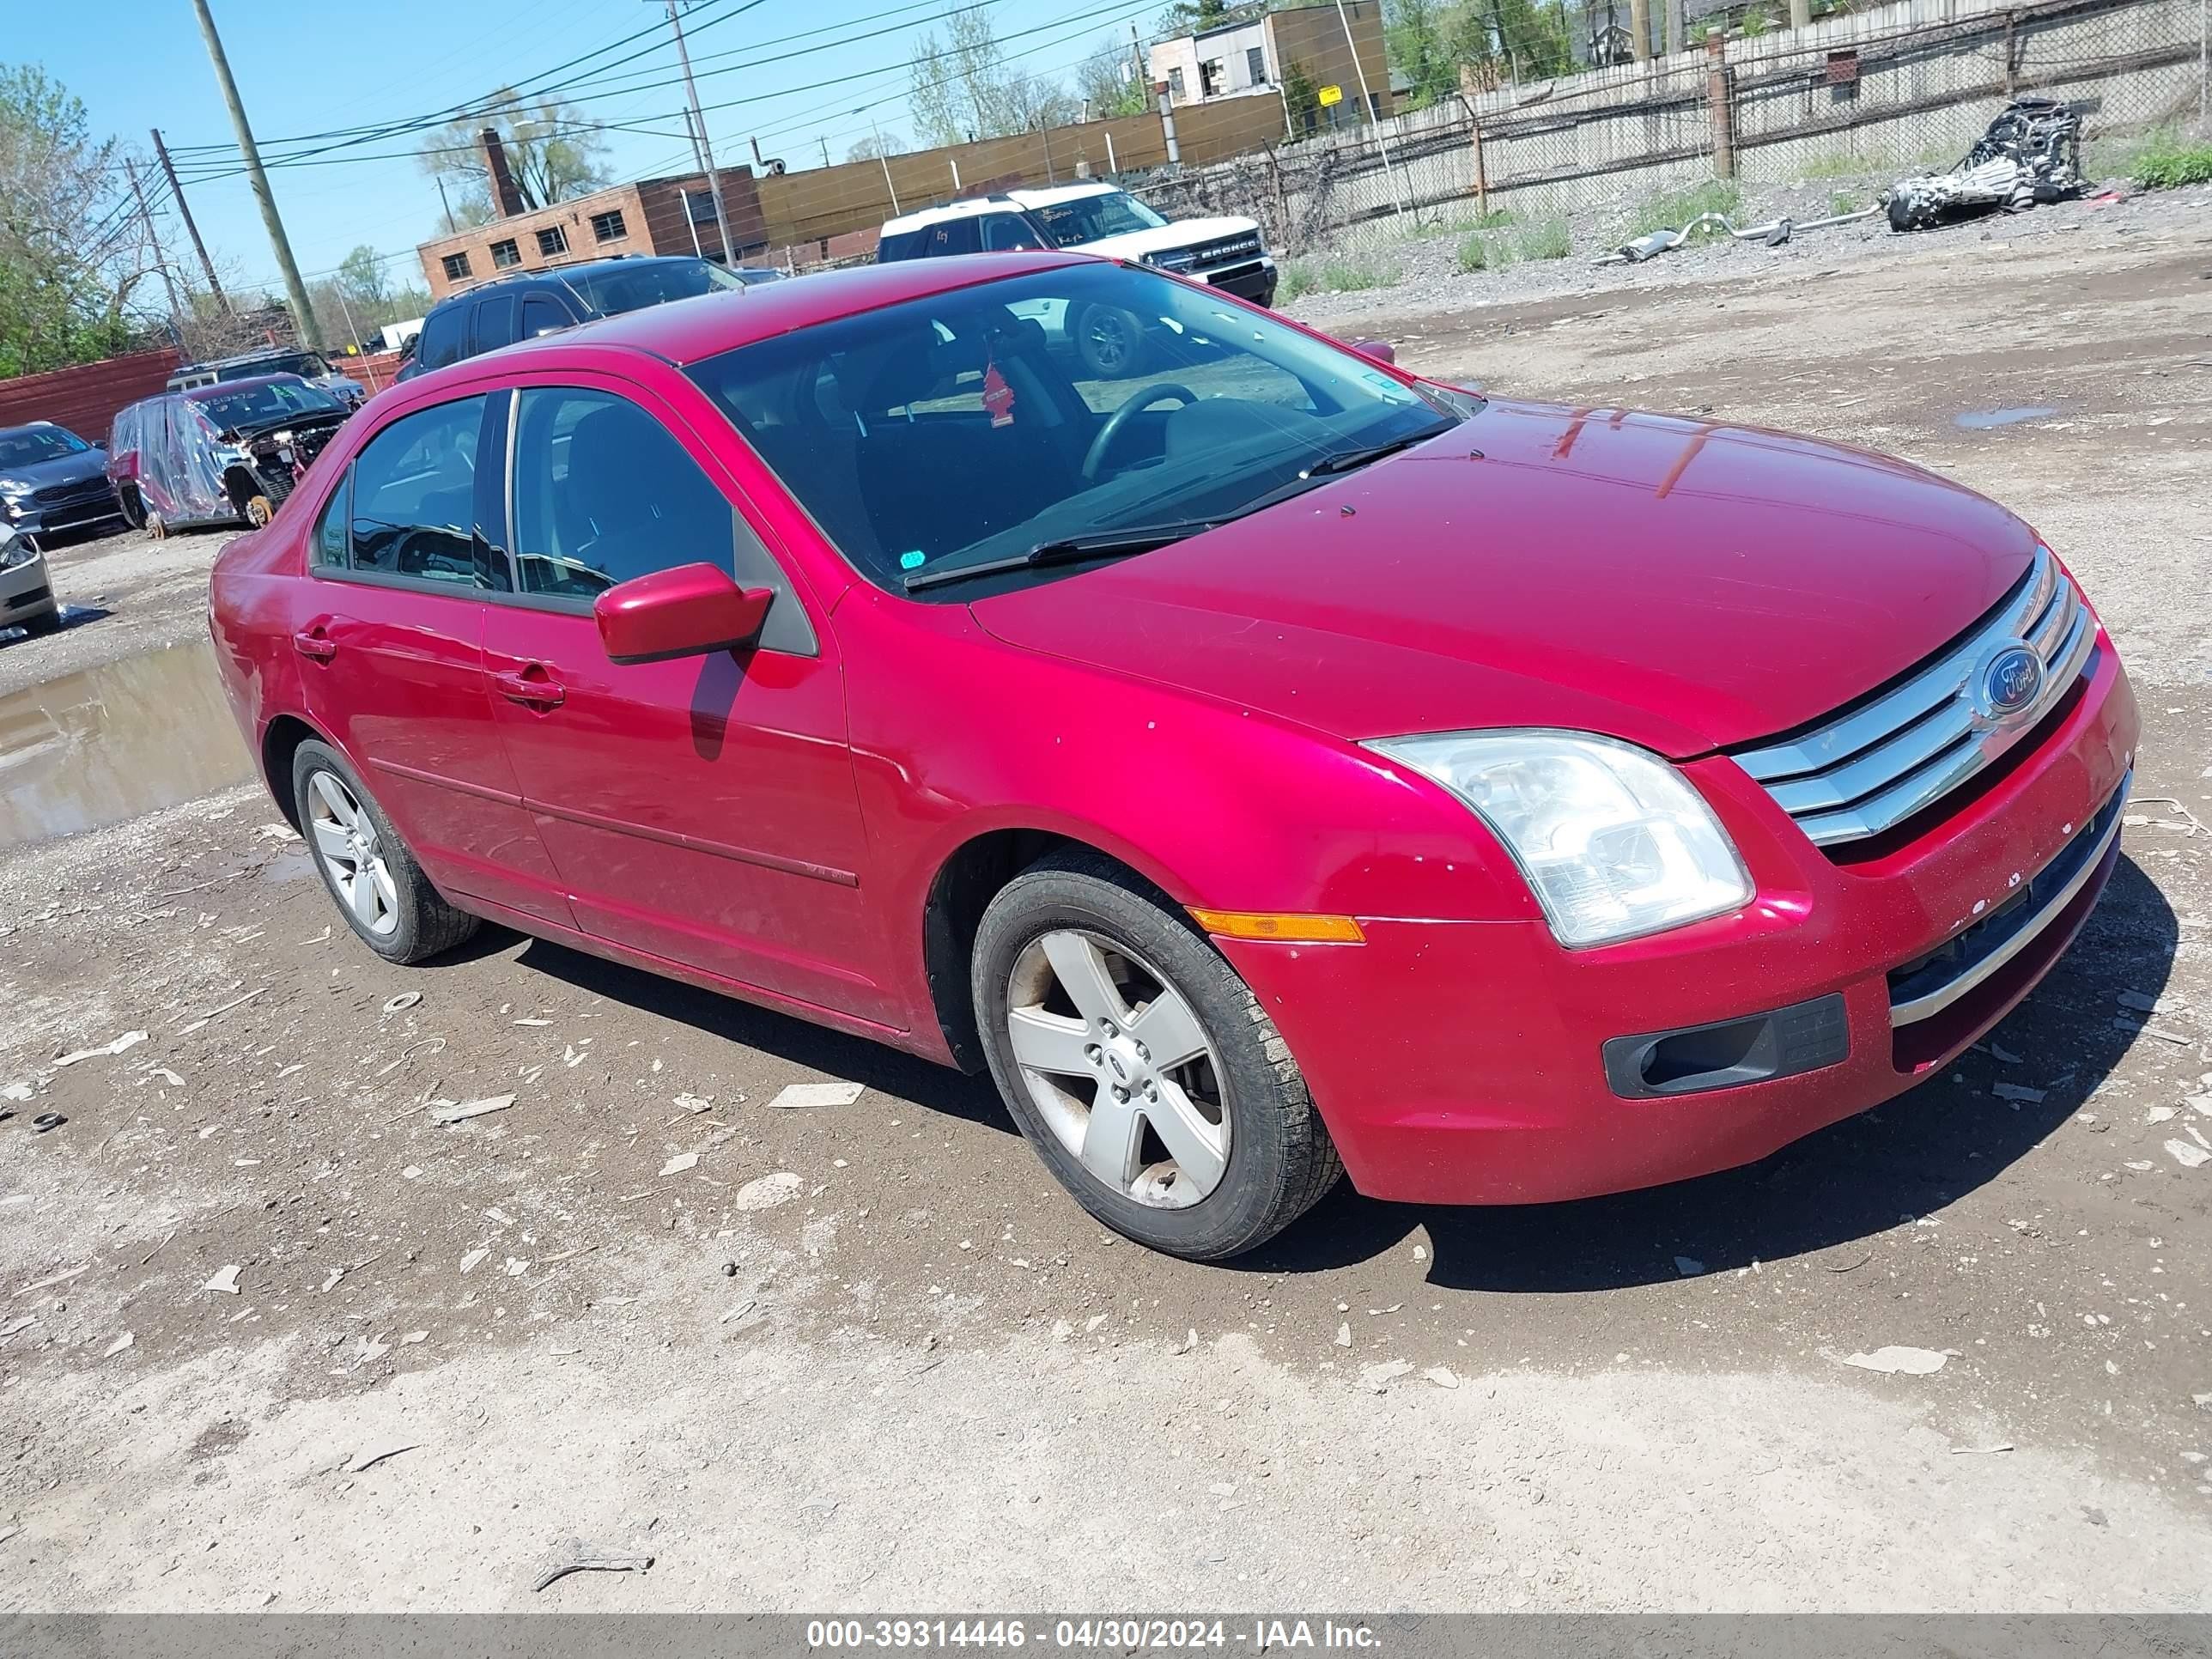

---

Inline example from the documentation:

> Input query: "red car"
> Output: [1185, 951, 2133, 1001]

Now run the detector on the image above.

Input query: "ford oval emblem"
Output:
[1980, 644, 2044, 720]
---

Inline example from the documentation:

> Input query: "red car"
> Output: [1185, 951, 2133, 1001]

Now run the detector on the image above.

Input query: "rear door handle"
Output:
[292, 629, 336, 662]
[493, 669, 566, 709]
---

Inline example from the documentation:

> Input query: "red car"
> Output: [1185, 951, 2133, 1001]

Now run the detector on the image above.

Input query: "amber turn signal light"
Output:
[1187, 908, 1364, 944]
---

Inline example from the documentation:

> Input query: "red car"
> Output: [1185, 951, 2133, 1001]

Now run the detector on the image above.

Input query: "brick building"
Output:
[416, 132, 772, 301]
[1146, 1, 1394, 129]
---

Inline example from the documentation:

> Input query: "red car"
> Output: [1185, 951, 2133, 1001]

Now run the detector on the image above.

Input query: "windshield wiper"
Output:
[902, 520, 1218, 592]
[1304, 420, 1460, 477]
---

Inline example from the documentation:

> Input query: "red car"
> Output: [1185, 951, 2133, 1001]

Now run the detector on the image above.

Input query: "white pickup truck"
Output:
[876, 182, 1278, 375]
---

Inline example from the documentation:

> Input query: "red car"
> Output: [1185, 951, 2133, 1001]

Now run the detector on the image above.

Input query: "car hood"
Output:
[1074, 216, 1263, 260]
[217, 408, 351, 443]
[969, 399, 2041, 757]
[0, 447, 107, 493]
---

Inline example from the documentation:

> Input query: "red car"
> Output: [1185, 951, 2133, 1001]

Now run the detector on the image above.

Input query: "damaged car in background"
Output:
[108, 374, 354, 536]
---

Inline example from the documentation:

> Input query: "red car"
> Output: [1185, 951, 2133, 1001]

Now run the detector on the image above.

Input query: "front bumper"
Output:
[1200, 258, 1278, 307]
[0, 556, 57, 623]
[3, 483, 124, 543]
[1218, 637, 2140, 1206]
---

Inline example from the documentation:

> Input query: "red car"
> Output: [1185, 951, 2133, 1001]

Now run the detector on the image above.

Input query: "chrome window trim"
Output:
[1732, 547, 2097, 846]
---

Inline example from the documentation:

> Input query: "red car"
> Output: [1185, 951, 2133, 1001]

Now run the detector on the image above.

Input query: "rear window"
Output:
[562, 259, 744, 316]
[875, 228, 929, 263]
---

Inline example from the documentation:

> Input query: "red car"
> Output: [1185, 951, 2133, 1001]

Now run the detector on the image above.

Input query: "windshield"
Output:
[196, 379, 343, 429]
[1027, 191, 1169, 246]
[0, 427, 89, 467]
[686, 263, 1467, 596]
[565, 259, 744, 316]
[221, 352, 326, 381]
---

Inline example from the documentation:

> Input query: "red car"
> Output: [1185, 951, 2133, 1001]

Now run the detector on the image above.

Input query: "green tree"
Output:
[416, 88, 610, 227]
[1387, 0, 1461, 107]
[0, 65, 146, 375]
[845, 131, 905, 162]
[909, 8, 1080, 146]
[335, 243, 389, 310]
[1280, 60, 1322, 137]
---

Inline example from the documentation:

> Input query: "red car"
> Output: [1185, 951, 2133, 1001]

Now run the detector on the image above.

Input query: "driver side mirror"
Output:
[595, 562, 772, 665]
[1351, 338, 1397, 366]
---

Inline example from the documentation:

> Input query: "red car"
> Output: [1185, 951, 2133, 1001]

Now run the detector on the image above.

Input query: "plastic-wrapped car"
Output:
[107, 374, 353, 535]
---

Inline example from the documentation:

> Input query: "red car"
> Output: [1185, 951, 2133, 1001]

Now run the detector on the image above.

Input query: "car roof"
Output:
[434, 254, 714, 306]
[425, 250, 1095, 374]
[181, 372, 307, 399]
[881, 183, 1120, 234]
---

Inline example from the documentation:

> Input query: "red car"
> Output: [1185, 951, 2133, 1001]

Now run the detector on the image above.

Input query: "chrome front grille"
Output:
[1731, 546, 2097, 848]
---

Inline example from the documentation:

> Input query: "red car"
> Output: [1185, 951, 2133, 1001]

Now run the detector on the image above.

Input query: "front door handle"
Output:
[293, 629, 336, 663]
[493, 668, 566, 709]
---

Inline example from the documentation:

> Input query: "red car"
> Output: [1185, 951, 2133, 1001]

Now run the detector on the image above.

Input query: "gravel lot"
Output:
[2, 199, 2209, 1613]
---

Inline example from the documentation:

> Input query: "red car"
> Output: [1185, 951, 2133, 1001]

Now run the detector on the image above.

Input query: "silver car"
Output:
[0, 520, 60, 638]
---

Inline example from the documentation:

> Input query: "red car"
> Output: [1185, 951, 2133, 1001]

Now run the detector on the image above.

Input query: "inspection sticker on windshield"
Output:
[981, 360, 1017, 428]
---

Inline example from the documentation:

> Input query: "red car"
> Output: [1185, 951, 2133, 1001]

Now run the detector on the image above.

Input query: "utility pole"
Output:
[1129, 21, 1147, 94]
[188, 0, 323, 349]
[125, 158, 185, 330]
[434, 176, 457, 235]
[1332, 0, 1405, 213]
[1631, 0, 1653, 58]
[662, 1, 735, 262]
[868, 113, 902, 213]
[150, 128, 225, 305]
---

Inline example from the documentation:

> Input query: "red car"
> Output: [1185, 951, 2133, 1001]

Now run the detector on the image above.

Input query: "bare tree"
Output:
[909, 9, 1081, 148]
[416, 88, 611, 227]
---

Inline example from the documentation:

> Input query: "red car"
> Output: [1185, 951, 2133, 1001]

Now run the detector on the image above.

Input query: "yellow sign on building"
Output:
[1316, 84, 1343, 106]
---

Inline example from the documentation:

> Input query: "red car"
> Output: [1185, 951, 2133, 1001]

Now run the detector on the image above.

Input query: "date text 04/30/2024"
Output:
[803, 1620, 1382, 1649]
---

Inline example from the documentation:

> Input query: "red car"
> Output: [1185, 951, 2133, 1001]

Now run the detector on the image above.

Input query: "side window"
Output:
[348, 397, 485, 586]
[520, 295, 568, 339]
[979, 214, 1039, 252]
[471, 295, 520, 355]
[509, 387, 811, 654]
[924, 218, 980, 258]
[311, 471, 350, 568]
[416, 305, 466, 372]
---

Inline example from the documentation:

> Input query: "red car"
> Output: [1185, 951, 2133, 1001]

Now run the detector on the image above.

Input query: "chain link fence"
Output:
[1128, 0, 2205, 271]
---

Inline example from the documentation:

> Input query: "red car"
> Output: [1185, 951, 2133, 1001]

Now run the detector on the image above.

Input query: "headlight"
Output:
[0, 538, 35, 570]
[1146, 249, 1197, 272]
[1366, 730, 1752, 947]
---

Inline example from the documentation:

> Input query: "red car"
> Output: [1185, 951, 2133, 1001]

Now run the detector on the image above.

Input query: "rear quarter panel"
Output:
[209, 524, 311, 803]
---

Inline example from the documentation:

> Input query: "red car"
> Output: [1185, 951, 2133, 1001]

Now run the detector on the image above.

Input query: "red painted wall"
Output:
[0, 349, 183, 447]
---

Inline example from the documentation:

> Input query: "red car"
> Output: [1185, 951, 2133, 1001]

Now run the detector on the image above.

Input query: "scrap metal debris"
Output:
[428, 1093, 515, 1127]
[343, 1441, 416, 1474]
[201, 1265, 242, 1296]
[531, 1539, 655, 1593]
[1883, 97, 2082, 231]
[1599, 205, 1877, 265]
[54, 1031, 149, 1066]
[381, 992, 422, 1013]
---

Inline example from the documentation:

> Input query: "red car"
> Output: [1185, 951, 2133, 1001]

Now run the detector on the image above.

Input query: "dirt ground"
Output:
[2, 204, 2209, 1613]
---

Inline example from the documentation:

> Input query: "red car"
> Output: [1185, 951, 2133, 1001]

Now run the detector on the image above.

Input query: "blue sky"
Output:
[21, 0, 1155, 299]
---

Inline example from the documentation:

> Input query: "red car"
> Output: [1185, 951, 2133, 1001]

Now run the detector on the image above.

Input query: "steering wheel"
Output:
[1079, 383, 1200, 482]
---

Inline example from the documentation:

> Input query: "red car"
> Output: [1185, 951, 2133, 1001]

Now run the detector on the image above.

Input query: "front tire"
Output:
[19, 605, 62, 637]
[117, 484, 143, 530]
[1073, 303, 1148, 378]
[291, 739, 478, 964]
[971, 852, 1340, 1260]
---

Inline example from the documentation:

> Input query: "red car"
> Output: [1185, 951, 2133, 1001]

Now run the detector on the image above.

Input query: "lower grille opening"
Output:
[1603, 994, 1849, 1099]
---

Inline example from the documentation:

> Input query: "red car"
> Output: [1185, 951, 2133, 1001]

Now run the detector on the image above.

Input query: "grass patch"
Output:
[1455, 231, 1518, 272]
[1827, 188, 1861, 216]
[1516, 218, 1571, 260]
[2128, 128, 2212, 190]
[1397, 206, 1514, 240]
[1281, 255, 1401, 298]
[1797, 148, 1881, 179]
[1627, 179, 1745, 238]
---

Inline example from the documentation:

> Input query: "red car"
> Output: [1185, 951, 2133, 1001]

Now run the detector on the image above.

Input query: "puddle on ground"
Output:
[0, 638, 255, 848]
[1954, 405, 2062, 429]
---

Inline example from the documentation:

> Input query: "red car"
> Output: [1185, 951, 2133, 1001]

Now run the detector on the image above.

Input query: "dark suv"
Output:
[398, 256, 750, 381]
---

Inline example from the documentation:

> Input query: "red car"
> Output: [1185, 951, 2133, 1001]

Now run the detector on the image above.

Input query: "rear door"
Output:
[295, 392, 570, 925]
[477, 374, 891, 1024]
[469, 294, 520, 358]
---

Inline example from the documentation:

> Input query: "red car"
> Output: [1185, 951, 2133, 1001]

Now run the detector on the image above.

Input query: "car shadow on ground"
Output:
[1240, 854, 2180, 1288]
[501, 932, 1020, 1133]
[0, 605, 112, 646]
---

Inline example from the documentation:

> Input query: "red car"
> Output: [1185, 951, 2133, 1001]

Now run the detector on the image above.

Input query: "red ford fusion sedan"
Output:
[209, 252, 2137, 1259]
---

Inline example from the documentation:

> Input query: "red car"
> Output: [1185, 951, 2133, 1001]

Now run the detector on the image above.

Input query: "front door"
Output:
[477, 379, 895, 1027]
[295, 392, 570, 926]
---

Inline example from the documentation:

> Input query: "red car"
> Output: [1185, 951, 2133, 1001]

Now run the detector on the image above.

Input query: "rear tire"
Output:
[970, 850, 1340, 1260]
[117, 485, 143, 530]
[19, 605, 62, 637]
[291, 739, 478, 965]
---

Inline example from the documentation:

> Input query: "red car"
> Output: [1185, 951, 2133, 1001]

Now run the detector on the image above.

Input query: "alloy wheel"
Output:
[1084, 308, 1138, 375]
[1005, 929, 1229, 1208]
[306, 769, 400, 938]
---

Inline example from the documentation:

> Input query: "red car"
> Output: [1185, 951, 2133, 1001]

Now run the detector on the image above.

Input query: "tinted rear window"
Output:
[875, 228, 929, 263]
[562, 260, 743, 316]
